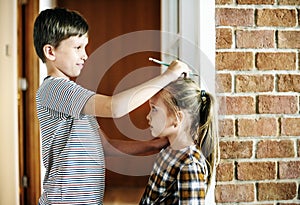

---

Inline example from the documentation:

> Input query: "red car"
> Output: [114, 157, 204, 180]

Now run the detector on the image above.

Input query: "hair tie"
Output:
[201, 90, 206, 97]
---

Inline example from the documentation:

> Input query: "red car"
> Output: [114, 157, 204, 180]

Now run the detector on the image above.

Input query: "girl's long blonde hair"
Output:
[158, 77, 219, 186]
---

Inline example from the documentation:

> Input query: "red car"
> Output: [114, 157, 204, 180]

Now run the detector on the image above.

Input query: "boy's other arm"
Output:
[82, 60, 188, 118]
[102, 136, 169, 156]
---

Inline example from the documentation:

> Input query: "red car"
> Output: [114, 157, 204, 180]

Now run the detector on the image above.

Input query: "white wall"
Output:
[0, 0, 19, 204]
[162, 1, 216, 203]
[161, 0, 215, 94]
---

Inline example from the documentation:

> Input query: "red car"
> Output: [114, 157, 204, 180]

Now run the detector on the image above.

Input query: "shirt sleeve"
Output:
[38, 78, 95, 119]
[177, 163, 207, 205]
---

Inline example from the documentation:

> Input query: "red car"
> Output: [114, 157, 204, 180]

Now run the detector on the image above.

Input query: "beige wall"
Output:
[0, 0, 19, 204]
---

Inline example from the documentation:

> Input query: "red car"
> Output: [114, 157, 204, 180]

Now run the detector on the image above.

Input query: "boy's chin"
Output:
[70, 73, 81, 79]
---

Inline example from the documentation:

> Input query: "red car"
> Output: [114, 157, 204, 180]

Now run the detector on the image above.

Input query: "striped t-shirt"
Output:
[36, 77, 105, 204]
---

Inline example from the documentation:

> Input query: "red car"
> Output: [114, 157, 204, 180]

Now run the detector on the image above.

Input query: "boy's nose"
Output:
[82, 51, 88, 61]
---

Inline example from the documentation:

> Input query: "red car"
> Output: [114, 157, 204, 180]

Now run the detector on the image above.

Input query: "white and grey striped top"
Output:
[37, 76, 105, 205]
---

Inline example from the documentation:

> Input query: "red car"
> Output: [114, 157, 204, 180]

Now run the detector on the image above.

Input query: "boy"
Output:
[33, 7, 188, 204]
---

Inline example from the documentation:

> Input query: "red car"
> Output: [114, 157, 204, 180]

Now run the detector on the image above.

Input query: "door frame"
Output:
[18, 0, 41, 204]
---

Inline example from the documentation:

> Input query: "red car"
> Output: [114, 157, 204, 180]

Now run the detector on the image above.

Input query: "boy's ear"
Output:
[43, 44, 56, 61]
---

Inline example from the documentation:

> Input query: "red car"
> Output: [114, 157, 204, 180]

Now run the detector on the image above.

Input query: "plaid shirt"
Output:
[140, 145, 208, 205]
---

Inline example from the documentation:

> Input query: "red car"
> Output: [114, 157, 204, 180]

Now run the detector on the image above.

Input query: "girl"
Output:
[140, 77, 218, 205]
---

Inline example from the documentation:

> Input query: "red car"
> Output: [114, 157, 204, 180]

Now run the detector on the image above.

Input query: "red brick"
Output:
[219, 119, 235, 137]
[256, 140, 295, 158]
[216, 162, 234, 181]
[278, 31, 300, 49]
[278, 203, 300, 205]
[279, 161, 300, 179]
[237, 0, 274, 4]
[298, 140, 300, 157]
[215, 184, 254, 203]
[216, 0, 233, 4]
[236, 74, 274, 93]
[216, 73, 232, 93]
[219, 96, 255, 115]
[237, 118, 278, 137]
[236, 30, 275, 48]
[218, 97, 226, 115]
[216, 52, 253, 71]
[216, 28, 232, 49]
[216, 8, 254, 26]
[257, 182, 297, 201]
[278, 0, 300, 5]
[281, 118, 300, 136]
[258, 95, 298, 114]
[256, 204, 273, 205]
[256, 52, 296, 71]
[237, 162, 276, 180]
[220, 141, 253, 159]
[257, 9, 296, 27]
[278, 74, 300, 92]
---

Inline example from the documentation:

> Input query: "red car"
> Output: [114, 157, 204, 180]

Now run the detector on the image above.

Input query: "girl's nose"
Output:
[146, 112, 151, 121]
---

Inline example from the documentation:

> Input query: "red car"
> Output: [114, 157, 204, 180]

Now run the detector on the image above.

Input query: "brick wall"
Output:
[215, 0, 300, 204]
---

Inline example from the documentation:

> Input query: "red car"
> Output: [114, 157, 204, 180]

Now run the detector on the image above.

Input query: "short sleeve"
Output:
[37, 77, 95, 119]
[177, 163, 207, 205]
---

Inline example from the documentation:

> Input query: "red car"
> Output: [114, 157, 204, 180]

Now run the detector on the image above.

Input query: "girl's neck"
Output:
[168, 133, 194, 150]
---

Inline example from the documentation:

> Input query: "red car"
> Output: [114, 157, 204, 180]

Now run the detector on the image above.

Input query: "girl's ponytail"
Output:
[197, 91, 218, 187]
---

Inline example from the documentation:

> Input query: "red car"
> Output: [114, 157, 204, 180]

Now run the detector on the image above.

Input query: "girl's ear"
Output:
[43, 44, 56, 61]
[173, 111, 184, 127]
[177, 111, 184, 123]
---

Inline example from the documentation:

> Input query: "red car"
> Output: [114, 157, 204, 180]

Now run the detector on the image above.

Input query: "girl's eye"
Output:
[151, 106, 157, 112]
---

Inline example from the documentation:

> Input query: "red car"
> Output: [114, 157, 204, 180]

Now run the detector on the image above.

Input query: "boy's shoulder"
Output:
[39, 76, 76, 89]
[37, 77, 78, 98]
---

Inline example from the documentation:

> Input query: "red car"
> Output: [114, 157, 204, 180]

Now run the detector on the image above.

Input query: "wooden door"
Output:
[18, 0, 41, 205]
[57, 0, 161, 188]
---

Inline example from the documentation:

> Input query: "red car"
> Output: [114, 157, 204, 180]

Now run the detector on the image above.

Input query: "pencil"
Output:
[148, 57, 199, 76]
[148, 57, 170, 66]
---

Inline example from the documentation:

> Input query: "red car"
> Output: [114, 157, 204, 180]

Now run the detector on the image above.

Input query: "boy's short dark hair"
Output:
[33, 7, 89, 63]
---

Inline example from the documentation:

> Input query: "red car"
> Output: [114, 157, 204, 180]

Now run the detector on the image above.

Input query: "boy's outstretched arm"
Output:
[82, 60, 189, 118]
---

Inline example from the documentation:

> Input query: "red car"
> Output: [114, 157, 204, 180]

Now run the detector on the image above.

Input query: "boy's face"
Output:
[47, 33, 88, 78]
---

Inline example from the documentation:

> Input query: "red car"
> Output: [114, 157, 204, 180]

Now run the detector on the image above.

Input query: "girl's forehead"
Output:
[149, 94, 161, 104]
[149, 95, 170, 112]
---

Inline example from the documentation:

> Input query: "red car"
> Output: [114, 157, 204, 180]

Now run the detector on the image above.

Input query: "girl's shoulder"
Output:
[179, 145, 206, 166]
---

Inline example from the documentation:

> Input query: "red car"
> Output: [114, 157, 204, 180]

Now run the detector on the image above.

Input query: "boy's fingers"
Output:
[167, 60, 191, 78]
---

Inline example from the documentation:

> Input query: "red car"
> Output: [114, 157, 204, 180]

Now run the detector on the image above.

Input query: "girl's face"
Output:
[147, 95, 177, 138]
[46, 33, 88, 78]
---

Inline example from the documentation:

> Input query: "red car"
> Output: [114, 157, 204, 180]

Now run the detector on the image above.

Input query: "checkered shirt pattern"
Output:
[140, 145, 208, 205]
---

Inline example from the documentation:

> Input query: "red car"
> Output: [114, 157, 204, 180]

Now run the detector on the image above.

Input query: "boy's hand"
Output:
[150, 137, 169, 150]
[165, 60, 190, 79]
